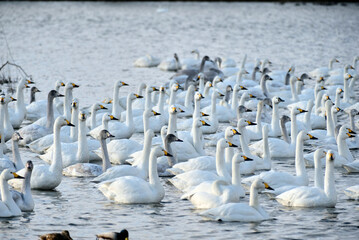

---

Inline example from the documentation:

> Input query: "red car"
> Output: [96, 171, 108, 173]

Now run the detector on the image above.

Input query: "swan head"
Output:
[55, 116, 75, 128]
[146, 85, 159, 94]
[194, 92, 204, 101]
[314, 148, 327, 163]
[165, 134, 183, 144]
[71, 98, 79, 109]
[326, 150, 335, 163]
[338, 126, 356, 138]
[261, 74, 273, 82]
[299, 130, 318, 140]
[169, 105, 178, 114]
[213, 76, 223, 85]
[317, 76, 325, 83]
[55, 80, 66, 88]
[237, 118, 256, 128]
[103, 114, 118, 122]
[11, 132, 23, 142]
[193, 118, 210, 128]
[272, 96, 285, 105]
[171, 82, 182, 92]
[144, 109, 161, 118]
[49, 90, 64, 99]
[159, 86, 166, 94]
[280, 115, 291, 124]
[160, 126, 168, 138]
[330, 58, 340, 64]
[1, 169, 24, 181]
[224, 127, 241, 139]
[99, 129, 115, 140]
[336, 88, 344, 95]
[344, 64, 355, 71]
[152, 146, 173, 157]
[253, 178, 274, 191]
[217, 138, 238, 149]
[31, 86, 41, 94]
[65, 82, 80, 89]
[292, 107, 308, 115]
[332, 106, 342, 114]
[25, 160, 34, 171]
[115, 80, 129, 88]
[344, 73, 353, 80]
[93, 103, 108, 111]
[350, 109, 359, 116]
[300, 73, 312, 81]
[288, 65, 295, 74]
[232, 153, 253, 164]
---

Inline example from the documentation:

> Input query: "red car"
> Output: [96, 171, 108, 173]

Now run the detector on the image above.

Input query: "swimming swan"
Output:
[0, 169, 24, 217]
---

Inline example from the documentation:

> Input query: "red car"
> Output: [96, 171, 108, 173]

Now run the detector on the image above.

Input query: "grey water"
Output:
[0, 1, 359, 239]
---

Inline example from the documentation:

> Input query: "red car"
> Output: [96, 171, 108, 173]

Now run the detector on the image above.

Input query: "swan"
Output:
[201, 90, 220, 134]
[10, 161, 34, 211]
[29, 86, 41, 104]
[9, 132, 25, 171]
[133, 54, 161, 67]
[62, 130, 114, 177]
[110, 80, 129, 120]
[243, 131, 317, 195]
[91, 129, 154, 183]
[268, 96, 285, 137]
[2, 95, 17, 141]
[179, 49, 201, 70]
[177, 92, 205, 131]
[89, 113, 119, 139]
[250, 107, 308, 158]
[246, 100, 266, 140]
[10, 116, 74, 190]
[62, 82, 79, 120]
[276, 151, 337, 207]
[200, 178, 274, 222]
[182, 153, 251, 202]
[309, 58, 340, 78]
[344, 185, 359, 200]
[8, 78, 33, 128]
[170, 56, 210, 85]
[98, 146, 171, 204]
[87, 103, 108, 130]
[18, 90, 64, 146]
[158, 53, 180, 71]
[26, 80, 64, 122]
[325, 64, 354, 86]
[0, 169, 24, 217]
[168, 138, 236, 192]
[40, 111, 100, 167]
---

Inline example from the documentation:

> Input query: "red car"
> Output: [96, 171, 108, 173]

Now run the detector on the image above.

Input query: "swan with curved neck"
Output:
[11, 116, 74, 190]
[276, 150, 337, 207]
[98, 146, 170, 204]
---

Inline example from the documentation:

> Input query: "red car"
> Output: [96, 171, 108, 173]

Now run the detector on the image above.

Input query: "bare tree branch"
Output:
[0, 61, 29, 78]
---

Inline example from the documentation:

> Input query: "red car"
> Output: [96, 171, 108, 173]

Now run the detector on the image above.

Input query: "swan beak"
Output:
[264, 182, 274, 190]
[232, 129, 241, 135]
[175, 138, 183, 142]
[199, 93, 204, 99]
[201, 120, 210, 126]
[10, 97, 17, 102]
[100, 105, 108, 110]
[72, 102, 77, 108]
[27, 79, 35, 84]
[245, 108, 253, 112]
[243, 155, 253, 161]
[60, 82, 66, 86]
[80, 113, 86, 120]
[65, 119, 75, 127]
[179, 108, 185, 113]
[347, 133, 356, 138]
[350, 65, 355, 70]
[35, 88, 41, 92]
[240, 86, 247, 90]
[135, 94, 144, 99]
[328, 153, 334, 161]
[288, 68, 292, 73]
[336, 59, 340, 63]
[209, 83, 213, 87]
[348, 74, 353, 79]
[152, 87, 159, 91]
[0, 97, 4, 103]
[25, 84, 30, 88]
[319, 77, 325, 82]
[245, 70, 249, 74]
[247, 121, 257, 126]
[336, 107, 342, 112]
[228, 142, 238, 148]
[58, 93, 65, 97]
[298, 108, 308, 113]
[307, 134, 318, 140]
[18, 134, 23, 140]
[163, 150, 173, 157]
[219, 92, 225, 97]
[108, 133, 115, 138]
[72, 83, 80, 88]
[152, 110, 161, 116]
[249, 94, 256, 99]
[160, 87, 165, 92]
[268, 77, 273, 80]
[347, 128, 356, 134]
[121, 82, 129, 86]
[321, 86, 327, 90]
[110, 115, 119, 121]
[12, 172, 24, 179]
[171, 107, 177, 113]
[201, 112, 209, 117]
[326, 96, 331, 100]
[278, 97, 285, 102]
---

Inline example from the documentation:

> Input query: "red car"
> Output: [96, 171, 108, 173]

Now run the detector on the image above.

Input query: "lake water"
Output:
[0, 1, 359, 239]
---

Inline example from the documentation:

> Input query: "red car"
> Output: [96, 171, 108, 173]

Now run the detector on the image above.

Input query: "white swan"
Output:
[98, 146, 171, 204]
[309, 58, 339, 78]
[133, 54, 161, 68]
[200, 178, 274, 222]
[168, 138, 236, 192]
[18, 90, 64, 146]
[276, 151, 337, 207]
[62, 130, 114, 177]
[344, 185, 359, 200]
[10, 161, 34, 211]
[110, 80, 129, 120]
[10, 116, 74, 190]
[158, 53, 180, 71]
[3, 95, 16, 141]
[62, 82, 79, 121]
[92, 129, 155, 183]
[0, 169, 24, 217]
[89, 113, 119, 139]
[86, 103, 108, 130]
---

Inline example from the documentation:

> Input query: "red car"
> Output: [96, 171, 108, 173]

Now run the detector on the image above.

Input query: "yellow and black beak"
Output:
[307, 134, 318, 140]
[347, 133, 356, 138]
[199, 93, 204, 99]
[246, 121, 257, 126]
[10, 97, 17, 102]
[72, 102, 77, 108]
[264, 182, 274, 190]
[179, 108, 185, 113]
[243, 155, 253, 161]
[25, 84, 30, 88]
[80, 113, 86, 120]
[278, 97, 285, 102]
[232, 129, 240, 135]
[27, 79, 35, 84]
[335, 59, 340, 63]
[321, 86, 327, 90]
[152, 87, 159, 91]
[152, 110, 161, 116]
[100, 105, 108, 110]
[160, 87, 165, 92]
[348, 74, 353, 79]
[298, 108, 308, 113]
[12, 172, 24, 179]
[201, 112, 209, 117]
[72, 83, 80, 88]
[121, 82, 129, 86]
[328, 152, 334, 161]
[65, 119, 75, 127]
[240, 86, 247, 90]
[336, 107, 342, 112]
[60, 82, 66, 87]
[163, 150, 173, 157]
[135, 94, 143, 98]
[110, 115, 119, 121]
[171, 107, 177, 113]
[228, 142, 238, 148]
[319, 77, 324, 82]
[201, 120, 210, 126]
[347, 128, 356, 134]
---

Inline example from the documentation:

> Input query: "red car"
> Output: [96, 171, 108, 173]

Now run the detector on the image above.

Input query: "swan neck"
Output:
[77, 120, 89, 163]
[231, 89, 239, 111]
[149, 151, 160, 185]
[112, 85, 121, 119]
[12, 139, 24, 171]
[165, 139, 176, 167]
[343, 77, 349, 103]
[192, 123, 204, 155]
[0, 175, 12, 203]
[46, 94, 55, 130]
[280, 119, 290, 144]
[100, 137, 111, 172]
[314, 153, 324, 189]
[290, 111, 298, 145]
[63, 88, 73, 120]
[239, 126, 251, 155]
[21, 168, 32, 194]
[145, 89, 153, 110]
[295, 134, 308, 183]
[256, 103, 262, 132]
[324, 158, 336, 202]
[169, 88, 176, 106]
[138, 133, 152, 177]
[50, 123, 63, 173]
[184, 88, 194, 109]
[326, 104, 335, 137]
[193, 98, 201, 119]
[126, 95, 133, 127]
[338, 134, 354, 162]
[216, 144, 230, 180]
[225, 147, 234, 165]
[290, 79, 298, 101]
[158, 91, 165, 113]
[70, 108, 79, 141]
[232, 161, 241, 186]
[260, 76, 269, 98]
[349, 112, 355, 131]
[167, 112, 177, 135]
[30, 90, 36, 104]
[271, 103, 280, 136]
[249, 184, 259, 209]
[263, 128, 270, 161]
[15, 84, 25, 114]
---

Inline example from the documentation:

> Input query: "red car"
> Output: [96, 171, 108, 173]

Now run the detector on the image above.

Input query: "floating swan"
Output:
[0, 169, 24, 217]
[276, 151, 337, 207]
[10, 161, 34, 211]
[62, 130, 114, 177]
[133, 54, 161, 67]
[89, 113, 119, 139]
[309, 58, 339, 78]
[200, 178, 274, 222]
[98, 146, 171, 204]
[11, 116, 74, 190]
[344, 185, 359, 200]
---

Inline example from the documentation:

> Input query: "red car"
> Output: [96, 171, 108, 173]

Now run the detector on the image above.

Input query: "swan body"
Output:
[98, 146, 170, 204]
[309, 58, 339, 78]
[158, 53, 180, 71]
[276, 151, 337, 207]
[200, 179, 273, 222]
[0, 170, 24, 217]
[133, 54, 161, 67]
[344, 185, 359, 200]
